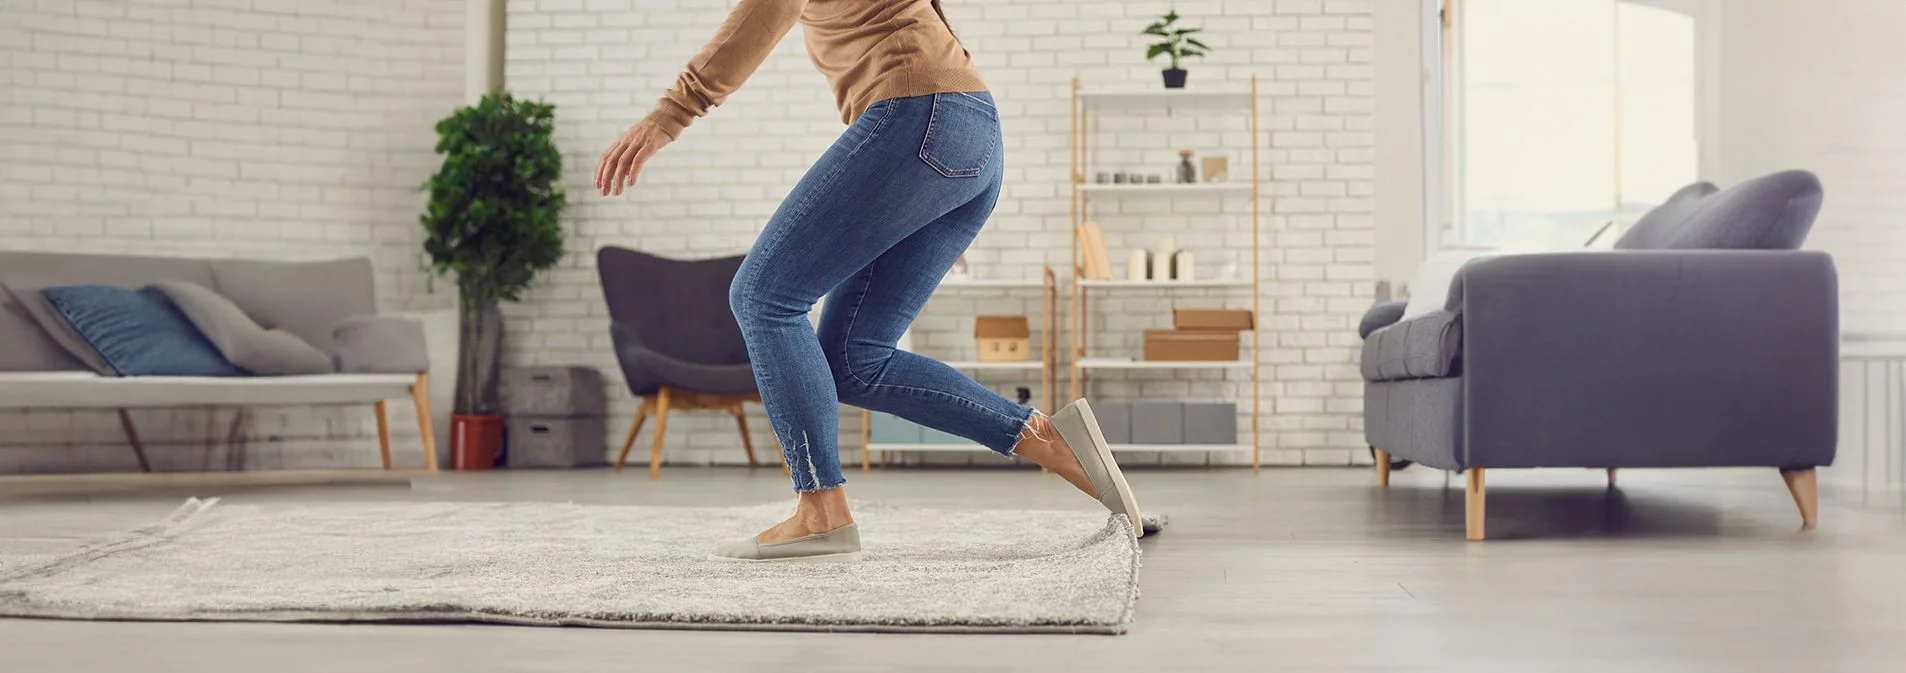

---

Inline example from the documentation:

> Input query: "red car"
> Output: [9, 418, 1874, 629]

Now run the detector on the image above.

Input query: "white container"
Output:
[1126, 249, 1150, 281]
[1152, 237, 1176, 280]
[1172, 251, 1196, 281]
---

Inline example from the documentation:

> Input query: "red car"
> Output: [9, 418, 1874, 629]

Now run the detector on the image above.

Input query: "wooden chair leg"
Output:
[373, 401, 393, 470]
[613, 399, 652, 472]
[772, 431, 789, 476]
[1374, 448, 1391, 488]
[116, 408, 151, 473]
[411, 373, 438, 471]
[1465, 468, 1487, 541]
[1781, 467, 1818, 529]
[731, 404, 759, 468]
[648, 387, 672, 480]
[1606, 468, 1617, 489]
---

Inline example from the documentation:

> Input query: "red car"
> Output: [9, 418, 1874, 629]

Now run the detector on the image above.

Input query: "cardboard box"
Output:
[1173, 308, 1254, 331]
[1143, 329, 1240, 361]
[974, 315, 1032, 362]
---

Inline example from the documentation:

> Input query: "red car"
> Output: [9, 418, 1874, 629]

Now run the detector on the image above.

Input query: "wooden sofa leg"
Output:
[1781, 468, 1818, 529]
[411, 373, 438, 472]
[1465, 468, 1487, 541]
[648, 387, 672, 480]
[732, 403, 759, 469]
[613, 400, 652, 472]
[1374, 448, 1391, 487]
[117, 409, 152, 473]
[373, 401, 393, 470]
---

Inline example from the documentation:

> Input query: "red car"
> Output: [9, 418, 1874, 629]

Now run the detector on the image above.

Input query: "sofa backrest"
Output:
[0, 251, 374, 372]
[1616, 170, 1823, 251]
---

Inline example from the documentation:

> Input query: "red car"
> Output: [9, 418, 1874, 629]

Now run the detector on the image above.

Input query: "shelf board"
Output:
[1079, 88, 1253, 110]
[1078, 182, 1250, 194]
[1077, 279, 1251, 289]
[1109, 443, 1253, 453]
[1077, 358, 1251, 370]
[867, 443, 992, 453]
[938, 360, 1044, 370]
[937, 278, 1046, 289]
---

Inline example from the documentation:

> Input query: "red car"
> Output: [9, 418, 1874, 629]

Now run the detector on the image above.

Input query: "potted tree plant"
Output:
[1143, 9, 1209, 89]
[421, 92, 566, 470]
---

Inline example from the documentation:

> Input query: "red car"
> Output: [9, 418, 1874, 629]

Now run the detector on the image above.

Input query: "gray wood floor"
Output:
[3, 465, 1904, 673]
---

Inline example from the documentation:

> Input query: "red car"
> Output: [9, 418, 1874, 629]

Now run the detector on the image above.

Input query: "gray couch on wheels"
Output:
[1361, 170, 1836, 540]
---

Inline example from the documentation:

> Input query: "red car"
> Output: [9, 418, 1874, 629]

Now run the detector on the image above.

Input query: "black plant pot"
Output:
[1162, 68, 1188, 89]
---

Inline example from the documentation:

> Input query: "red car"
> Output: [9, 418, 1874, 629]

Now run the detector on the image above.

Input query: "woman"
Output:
[594, 0, 1140, 562]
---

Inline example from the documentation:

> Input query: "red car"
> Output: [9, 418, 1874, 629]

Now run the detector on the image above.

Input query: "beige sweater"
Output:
[643, 0, 988, 139]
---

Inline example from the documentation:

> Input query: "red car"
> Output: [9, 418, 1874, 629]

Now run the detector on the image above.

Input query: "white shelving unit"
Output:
[1076, 357, 1253, 370]
[1077, 279, 1253, 289]
[1071, 77, 1262, 469]
[859, 268, 1058, 469]
[1078, 183, 1252, 194]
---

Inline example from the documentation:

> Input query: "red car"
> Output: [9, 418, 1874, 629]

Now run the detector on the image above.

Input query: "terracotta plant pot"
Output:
[450, 413, 503, 471]
[1162, 68, 1188, 89]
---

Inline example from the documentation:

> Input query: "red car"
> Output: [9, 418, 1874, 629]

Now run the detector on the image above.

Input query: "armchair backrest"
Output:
[595, 246, 748, 367]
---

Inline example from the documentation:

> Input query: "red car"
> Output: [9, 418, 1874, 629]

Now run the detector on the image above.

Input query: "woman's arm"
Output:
[597, 0, 807, 196]
[644, 0, 809, 139]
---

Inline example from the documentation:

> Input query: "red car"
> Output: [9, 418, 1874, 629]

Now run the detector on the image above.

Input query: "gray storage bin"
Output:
[502, 366, 606, 417]
[1130, 402, 1185, 444]
[1181, 402, 1238, 445]
[507, 416, 607, 468]
[869, 412, 923, 444]
[1092, 402, 1133, 445]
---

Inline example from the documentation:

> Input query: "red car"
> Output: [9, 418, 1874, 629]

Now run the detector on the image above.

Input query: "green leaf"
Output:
[1185, 38, 1211, 50]
[1163, 10, 1179, 24]
[1142, 23, 1169, 36]
[1146, 43, 1172, 61]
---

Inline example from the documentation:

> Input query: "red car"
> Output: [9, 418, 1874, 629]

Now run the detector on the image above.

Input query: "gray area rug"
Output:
[0, 499, 1141, 634]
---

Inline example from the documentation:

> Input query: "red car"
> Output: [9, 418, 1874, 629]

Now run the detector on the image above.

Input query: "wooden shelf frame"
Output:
[1069, 75, 1263, 470]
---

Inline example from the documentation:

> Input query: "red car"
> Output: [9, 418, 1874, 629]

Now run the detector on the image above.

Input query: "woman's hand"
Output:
[594, 120, 673, 197]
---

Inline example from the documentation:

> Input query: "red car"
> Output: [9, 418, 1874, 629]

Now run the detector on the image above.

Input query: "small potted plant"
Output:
[421, 92, 566, 470]
[1143, 9, 1209, 89]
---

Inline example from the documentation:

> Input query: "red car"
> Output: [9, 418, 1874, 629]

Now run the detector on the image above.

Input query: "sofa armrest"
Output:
[1358, 300, 1409, 339]
[332, 316, 429, 374]
[1454, 250, 1838, 469]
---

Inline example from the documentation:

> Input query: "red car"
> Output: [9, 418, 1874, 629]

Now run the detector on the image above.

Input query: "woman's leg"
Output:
[817, 191, 1102, 499]
[727, 93, 1008, 543]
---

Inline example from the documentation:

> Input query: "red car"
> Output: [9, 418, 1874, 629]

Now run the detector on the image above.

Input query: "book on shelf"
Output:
[1076, 220, 1114, 280]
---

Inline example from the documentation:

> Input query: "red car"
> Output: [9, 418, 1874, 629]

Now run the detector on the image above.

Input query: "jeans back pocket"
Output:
[918, 92, 999, 178]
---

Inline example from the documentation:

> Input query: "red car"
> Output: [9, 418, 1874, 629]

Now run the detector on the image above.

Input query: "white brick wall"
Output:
[0, 0, 464, 473]
[504, 0, 1378, 468]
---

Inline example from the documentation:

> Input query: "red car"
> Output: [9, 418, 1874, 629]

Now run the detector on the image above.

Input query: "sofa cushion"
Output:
[1358, 300, 1408, 339]
[1614, 181, 1719, 250]
[0, 280, 109, 374]
[331, 315, 430, 374]
[211, 258, 376, 354]
[1360, 310, 1463, 382]
[1664, 170, 1822, 250]
[41, 285, 248, 377]
[151, 280, 335, 376]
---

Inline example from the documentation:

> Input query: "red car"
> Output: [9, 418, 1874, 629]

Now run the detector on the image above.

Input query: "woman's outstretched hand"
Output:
[594, 120, 672, 197]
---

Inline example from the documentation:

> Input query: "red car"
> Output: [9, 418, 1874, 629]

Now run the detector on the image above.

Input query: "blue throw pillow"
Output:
[41, 285, 250, 377]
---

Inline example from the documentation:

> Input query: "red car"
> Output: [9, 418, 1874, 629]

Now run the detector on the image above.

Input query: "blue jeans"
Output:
[728, 91, 1031, 493]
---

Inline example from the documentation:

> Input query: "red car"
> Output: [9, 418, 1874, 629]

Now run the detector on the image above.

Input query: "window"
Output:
[1440, 0, 1702, 251]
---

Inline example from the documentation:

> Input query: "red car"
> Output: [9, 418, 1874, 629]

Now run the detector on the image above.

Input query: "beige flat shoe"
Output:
[710, 522, 864, 563]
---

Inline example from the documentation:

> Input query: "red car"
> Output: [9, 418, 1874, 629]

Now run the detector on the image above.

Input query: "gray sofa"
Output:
[0, 251, 436, 473]
[1360, 170, 1836, 540]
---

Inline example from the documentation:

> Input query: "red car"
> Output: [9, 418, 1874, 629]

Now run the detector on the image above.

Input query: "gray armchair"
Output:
[1361, 170, 1836, 540]
[597, 246, 779, 478]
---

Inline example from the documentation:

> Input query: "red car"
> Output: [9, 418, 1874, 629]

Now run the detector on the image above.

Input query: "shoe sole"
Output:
[707, 551, 865, 563]
[1052, 399, 1143, 538]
